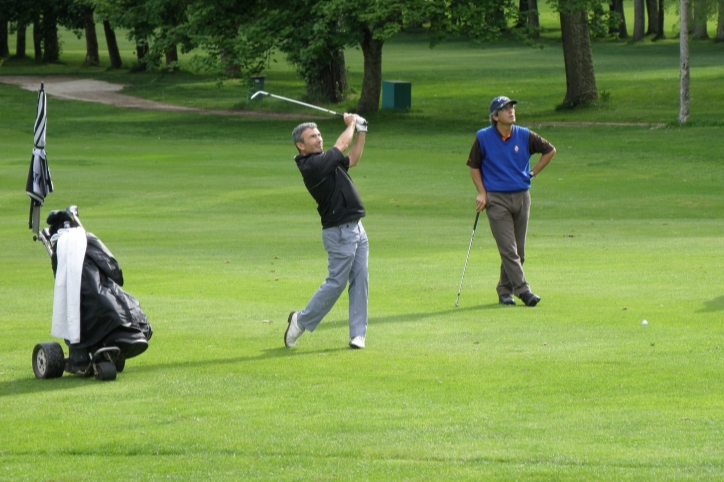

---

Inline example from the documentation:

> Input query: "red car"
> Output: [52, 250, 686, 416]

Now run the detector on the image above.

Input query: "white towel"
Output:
[51, 227, 87, 344]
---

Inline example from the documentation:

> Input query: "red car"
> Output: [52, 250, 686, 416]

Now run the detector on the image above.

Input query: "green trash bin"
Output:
[247, 75, 266, 100]
[382, 80, 411, 110]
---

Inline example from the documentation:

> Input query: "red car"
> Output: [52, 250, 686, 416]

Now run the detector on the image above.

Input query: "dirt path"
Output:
[0, 75, 318, 119]
[0, 75, 667, 127]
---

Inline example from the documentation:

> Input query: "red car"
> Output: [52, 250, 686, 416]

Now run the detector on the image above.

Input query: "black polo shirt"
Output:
[295, 147, 366, 229]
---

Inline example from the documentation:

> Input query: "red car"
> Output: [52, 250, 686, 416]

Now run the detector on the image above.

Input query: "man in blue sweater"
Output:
[466, 96, 556, 307]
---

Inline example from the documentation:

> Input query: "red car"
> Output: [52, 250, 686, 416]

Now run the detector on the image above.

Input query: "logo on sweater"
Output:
[514, 145, 519, 153]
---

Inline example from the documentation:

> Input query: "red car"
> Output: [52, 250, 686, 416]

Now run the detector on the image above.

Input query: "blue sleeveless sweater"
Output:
[476, 125, 532, 192]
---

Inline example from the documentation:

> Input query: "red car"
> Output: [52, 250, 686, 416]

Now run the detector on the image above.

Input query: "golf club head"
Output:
[250, 90, 267, 100]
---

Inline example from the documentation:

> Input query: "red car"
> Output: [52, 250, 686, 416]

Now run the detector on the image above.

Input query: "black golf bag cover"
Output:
[48, 210, 152, 353]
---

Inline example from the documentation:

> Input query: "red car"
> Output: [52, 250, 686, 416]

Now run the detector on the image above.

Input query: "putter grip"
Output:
[473, 211, 480, 230]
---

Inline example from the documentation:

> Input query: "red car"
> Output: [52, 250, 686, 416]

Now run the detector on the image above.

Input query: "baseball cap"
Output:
[489, 96, 518, 114]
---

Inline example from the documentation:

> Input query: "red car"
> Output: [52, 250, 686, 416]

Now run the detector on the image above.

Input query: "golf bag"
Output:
[32, 206, 152, 381]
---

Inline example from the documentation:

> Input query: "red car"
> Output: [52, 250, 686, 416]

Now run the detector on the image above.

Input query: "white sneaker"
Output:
[285, 311, 305, 347]
[349, 336, 365, 349]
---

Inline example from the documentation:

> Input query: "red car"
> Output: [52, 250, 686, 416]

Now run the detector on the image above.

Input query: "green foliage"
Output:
[548, 0, 624, 37]
[424, 0, 519, 46]
[179, 0, 272, 78]
[260, 0, 350, 102]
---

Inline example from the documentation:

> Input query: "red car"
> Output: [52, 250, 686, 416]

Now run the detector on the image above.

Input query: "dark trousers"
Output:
[485, 190, 531, 296]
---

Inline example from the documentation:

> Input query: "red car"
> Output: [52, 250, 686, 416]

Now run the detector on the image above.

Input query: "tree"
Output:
[514, 0, 541, 37]
[92, 0, 168, 70]
[557, 0, 598, 107]
[33, 19, 42, 61]
[589, 0, 611, 37]
[16, 25, 27, 58]
[83, 10, 99, 65]
[0, 0, 22, 58]
[340, 0, 522, 112]
[40, 1, 62, 62]
[180, 0, 269, 77]
[62, 1, 100, 66]
[610, 0, 629, 38]
[5, 0, 34, 58]
[148, 0, 193, 69]
[251, 0, 350, 103]
[516, 0, 527, 28]
[102, 20, 122, 68]
[679, 0, 690, 123]
[634, 0, 646, 39]
[646, 0, 659, 34]
[655, 0, 666, 39]
[528, 0, 541, 38]
[336, 0, 408, 113]
[692, 0, 710, 38]
[0, 17, 9, 58]
[718, 0, 724, 40]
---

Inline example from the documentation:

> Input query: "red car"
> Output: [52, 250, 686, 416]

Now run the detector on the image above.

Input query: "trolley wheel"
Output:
[32, 342, 65, 379]
[114, 356, 126, 373]
[94, 361, 117, 381]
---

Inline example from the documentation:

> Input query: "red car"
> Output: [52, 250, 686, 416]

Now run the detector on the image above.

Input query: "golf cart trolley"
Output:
[31, 206, 153, 381]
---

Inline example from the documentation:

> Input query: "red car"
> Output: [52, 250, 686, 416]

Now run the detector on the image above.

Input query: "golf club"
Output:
[250, 90, 344, 117]
[455, 211, 481, 307]
[250, 90, 369, 127]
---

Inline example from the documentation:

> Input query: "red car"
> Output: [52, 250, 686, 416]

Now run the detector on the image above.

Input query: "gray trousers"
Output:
[298, 220, 369, 338]
[485, 190, 531, 296]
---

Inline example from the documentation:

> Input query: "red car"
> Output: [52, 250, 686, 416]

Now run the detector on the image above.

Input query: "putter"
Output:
[250, 90, 344, 117]
[455, 211, 481, 307]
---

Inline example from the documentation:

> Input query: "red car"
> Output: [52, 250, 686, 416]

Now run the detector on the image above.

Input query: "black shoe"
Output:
[519, 291, 541, 307]
[498, 293, 516, 306]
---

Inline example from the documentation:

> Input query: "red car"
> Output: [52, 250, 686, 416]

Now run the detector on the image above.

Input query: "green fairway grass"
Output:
[1, 20, 723, 481]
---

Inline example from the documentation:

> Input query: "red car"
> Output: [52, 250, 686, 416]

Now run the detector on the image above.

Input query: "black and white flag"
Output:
[26, 83, 53, 234]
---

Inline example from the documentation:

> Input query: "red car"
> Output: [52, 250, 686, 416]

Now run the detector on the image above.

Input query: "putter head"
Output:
[250, 90, 267, 100]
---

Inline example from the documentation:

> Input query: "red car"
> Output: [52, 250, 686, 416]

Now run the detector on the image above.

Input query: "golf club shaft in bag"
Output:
[455, 211, 481, 307]
[249, 90, 343, 117]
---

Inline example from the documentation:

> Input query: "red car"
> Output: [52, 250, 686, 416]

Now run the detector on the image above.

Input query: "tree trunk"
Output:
[646, 0, 659, 35]
[610, 0, 628, 38]
[357, 28, 384, 113]
[0, 18, 9, 58]
[559, 8, 598, 107]
[16, 24, 27, 58]
[486, 4, 508, 33]
[311, 48, 348, 103]
[33, 20, 43, 61]
[717, 0, 724, 40]
[103, 21, 123, 69]
[516, 0, 527, 28]
[692, 0, 709, 38]
[136, 40, 149, 71]
[42, 9, 60, 63]
[220, 48, 241, 77]
[655, 0, 666, 39]
[165, 45, 178, 68]
[528, 0, 540, 38]
[633, 0, 646, 40]
[83, 11, 100, 66]
[679, 0, 690, 124]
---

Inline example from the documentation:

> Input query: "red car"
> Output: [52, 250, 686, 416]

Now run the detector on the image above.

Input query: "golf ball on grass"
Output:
[641, 319, 648, 325]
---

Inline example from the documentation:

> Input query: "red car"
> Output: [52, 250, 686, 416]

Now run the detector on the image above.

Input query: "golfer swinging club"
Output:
[467, 96, 556, 307]
[285, 113, 369, 349]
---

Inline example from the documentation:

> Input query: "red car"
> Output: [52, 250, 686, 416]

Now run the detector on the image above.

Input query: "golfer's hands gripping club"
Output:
[355, 115, 368, 132]
[475, 192, 487, 212]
